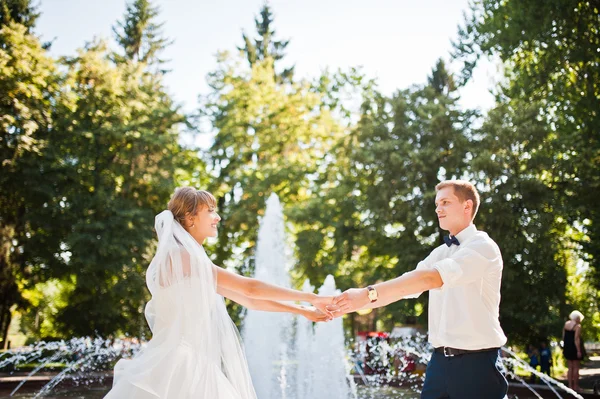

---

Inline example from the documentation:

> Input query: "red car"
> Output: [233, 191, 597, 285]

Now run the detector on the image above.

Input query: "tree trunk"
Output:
[0, 314, 5, 348]
[370, 308, 378, 332]
[0, 292, 8, 347]
[2, 309, 11, 349]
[348, 312, 355, 342]
[0, 297, 5, 326]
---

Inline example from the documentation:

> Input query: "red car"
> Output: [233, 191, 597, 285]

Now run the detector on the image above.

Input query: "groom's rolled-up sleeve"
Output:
[433, 242, 500, 288]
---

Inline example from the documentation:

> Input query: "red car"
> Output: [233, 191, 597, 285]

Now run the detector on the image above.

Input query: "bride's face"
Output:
[189, 204, 221, 239]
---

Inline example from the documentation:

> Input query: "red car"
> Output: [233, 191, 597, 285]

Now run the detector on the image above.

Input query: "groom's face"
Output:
[435, 186, 469, 233]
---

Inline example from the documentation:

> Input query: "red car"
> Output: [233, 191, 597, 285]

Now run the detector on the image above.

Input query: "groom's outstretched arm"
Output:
[332, 269, 443, 314]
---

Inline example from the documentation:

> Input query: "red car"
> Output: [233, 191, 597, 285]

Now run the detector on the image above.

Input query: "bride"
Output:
[104, 187, 334, 399]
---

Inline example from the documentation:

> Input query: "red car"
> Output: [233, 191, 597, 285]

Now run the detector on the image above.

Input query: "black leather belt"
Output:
[434, 346, 499, 357]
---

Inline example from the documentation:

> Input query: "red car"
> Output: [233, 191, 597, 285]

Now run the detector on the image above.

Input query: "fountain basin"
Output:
[2, 369, 597, 398]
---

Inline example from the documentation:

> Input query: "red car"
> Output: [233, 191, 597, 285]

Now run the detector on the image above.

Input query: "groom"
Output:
[332, 180, 508, 398]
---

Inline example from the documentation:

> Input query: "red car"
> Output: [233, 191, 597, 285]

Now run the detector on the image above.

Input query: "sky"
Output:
[36, 0, 499, 139]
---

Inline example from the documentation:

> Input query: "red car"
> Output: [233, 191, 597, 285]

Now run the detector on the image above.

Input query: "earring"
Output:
[191, 223, 195, 227]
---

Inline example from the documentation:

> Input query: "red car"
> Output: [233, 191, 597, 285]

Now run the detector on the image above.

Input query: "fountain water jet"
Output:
[242, 193, 294, 399]
[0, 337, 142, 397]
[308, 275, 357, 399]
[294, 279, 315, 399]
[242, 194, 357, 399]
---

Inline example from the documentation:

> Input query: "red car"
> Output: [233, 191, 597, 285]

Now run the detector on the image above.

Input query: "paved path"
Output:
[557, 355, 600, 395]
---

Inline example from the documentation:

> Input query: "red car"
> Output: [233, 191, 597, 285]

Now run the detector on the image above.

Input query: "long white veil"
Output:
[106, 211, 257, 399]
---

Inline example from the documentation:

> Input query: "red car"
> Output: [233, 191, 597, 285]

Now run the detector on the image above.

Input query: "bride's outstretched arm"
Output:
[218, 286, 331, 322]
[213, 265, 335, 316]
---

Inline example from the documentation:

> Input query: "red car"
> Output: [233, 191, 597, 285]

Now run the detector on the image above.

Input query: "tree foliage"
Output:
[238, 3, 294, 82]
[0, 21, 64, 347]
[0, 3, 198, 340]
[0, 0, 39, 32]
[113, 0, 171, 68]
[455, 0, 600, 287]
[201, 54, 339, 274]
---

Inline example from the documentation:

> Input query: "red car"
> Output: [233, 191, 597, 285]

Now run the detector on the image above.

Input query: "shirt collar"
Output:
[454, 224, 477, 244]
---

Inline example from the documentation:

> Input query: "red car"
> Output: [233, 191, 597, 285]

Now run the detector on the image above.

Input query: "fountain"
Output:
[0, 337, 142, 397]
[305, 275, 357, 399]
[242, 194, 357, 399]
[242, 193, 295, 399]
[294, 279, 316, 399]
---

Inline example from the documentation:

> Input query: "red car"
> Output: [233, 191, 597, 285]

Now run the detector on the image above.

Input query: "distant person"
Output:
[527, 344, 540, 383]
[563, 310, 584, 392]
[539, 342, 552, 376]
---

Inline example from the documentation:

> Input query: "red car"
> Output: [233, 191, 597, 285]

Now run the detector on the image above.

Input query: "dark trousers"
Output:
[540, 364, 551, 375]
[421, 349, 508, 399]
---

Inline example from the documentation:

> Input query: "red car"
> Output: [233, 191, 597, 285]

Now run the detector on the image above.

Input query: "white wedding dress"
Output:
[104, 211, 257, 399]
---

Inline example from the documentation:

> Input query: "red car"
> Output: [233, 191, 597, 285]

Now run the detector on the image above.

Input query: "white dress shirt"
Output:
[407, 224, 507, 350]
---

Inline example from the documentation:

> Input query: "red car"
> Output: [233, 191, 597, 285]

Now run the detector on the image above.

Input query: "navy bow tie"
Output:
[444, 235, 460, 247]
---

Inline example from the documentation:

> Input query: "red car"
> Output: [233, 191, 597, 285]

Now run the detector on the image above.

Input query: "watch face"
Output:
[368, 290, 377, 300]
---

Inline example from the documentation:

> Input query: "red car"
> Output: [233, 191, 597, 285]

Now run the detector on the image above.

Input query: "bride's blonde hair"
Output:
[167, 187, 217, 227]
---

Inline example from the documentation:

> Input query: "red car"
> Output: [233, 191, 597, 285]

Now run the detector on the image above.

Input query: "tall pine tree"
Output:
[113, 0, 171, 68]
[0, 0, 39, 32]
[238, 3, 294, 82]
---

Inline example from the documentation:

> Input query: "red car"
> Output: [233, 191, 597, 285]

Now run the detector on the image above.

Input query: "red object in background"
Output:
[400, 355, 416, 372]
[357, 331, 390, 339]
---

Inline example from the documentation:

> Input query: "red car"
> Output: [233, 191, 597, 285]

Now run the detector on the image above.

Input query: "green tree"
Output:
[19, 278, 75, 341]
[0, 1, 204, 340]
[0, 22, 63, 347]
[455, 0, 600, 289]
[470, 100, 568, 344]
[113, 0, 171, 68]
[46, 41, 187, 336]
[202, 54, 339, 274]
[238, 3, 294, 82]
[0, 0, 39, 32]
[293, 61, 475, 333]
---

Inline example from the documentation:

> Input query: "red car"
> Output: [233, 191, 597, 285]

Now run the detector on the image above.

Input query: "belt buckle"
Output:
[443, 347, 455, 357]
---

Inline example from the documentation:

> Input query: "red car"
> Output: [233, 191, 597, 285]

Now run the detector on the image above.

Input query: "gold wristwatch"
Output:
[367, 286, 378, 303]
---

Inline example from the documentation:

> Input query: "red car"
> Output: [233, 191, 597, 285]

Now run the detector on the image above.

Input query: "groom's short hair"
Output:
[435, 180, 480, 220]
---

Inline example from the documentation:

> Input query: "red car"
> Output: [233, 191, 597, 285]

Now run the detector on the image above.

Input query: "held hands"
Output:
[308, 287, 372, 318]
[299, 305, 332, 322]
[332, 288, 370, 314]
[303, 288, 371, 320]
[310, 295, 339, 319]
